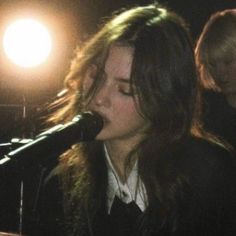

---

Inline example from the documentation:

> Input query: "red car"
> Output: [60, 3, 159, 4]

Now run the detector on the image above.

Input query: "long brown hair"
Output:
[50, 4, 206, 235]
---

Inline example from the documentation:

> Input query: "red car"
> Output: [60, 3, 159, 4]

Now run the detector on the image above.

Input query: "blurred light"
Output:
[3, 18, 52, 68]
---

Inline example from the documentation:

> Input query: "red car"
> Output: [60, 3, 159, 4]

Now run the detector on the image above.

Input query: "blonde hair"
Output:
[195, 9, 236, 91]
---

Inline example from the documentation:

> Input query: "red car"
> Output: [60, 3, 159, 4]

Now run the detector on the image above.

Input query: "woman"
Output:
[42, 4, 236, 236]
[195, 9, 236, 149]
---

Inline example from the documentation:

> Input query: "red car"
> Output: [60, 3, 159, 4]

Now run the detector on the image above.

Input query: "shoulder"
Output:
[171, 136, 236, 191]
[160, 138, 236, 235]
[159, 136, 236, 189]
[175, 136, 235, 166]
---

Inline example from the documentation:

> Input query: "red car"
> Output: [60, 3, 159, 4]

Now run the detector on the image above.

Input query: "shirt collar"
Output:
[104, 145, 147, 214]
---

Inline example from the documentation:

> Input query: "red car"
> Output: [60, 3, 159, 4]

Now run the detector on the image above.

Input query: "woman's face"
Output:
[213, 60, 236, 96]
[84, 45, 148, 143]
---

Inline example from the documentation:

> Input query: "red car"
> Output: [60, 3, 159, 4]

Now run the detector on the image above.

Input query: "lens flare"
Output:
[3, 18, 52, 68]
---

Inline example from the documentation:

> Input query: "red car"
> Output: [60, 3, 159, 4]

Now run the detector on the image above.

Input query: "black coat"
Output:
[0, 136, 236, 236]
[202, 90, 236, 149]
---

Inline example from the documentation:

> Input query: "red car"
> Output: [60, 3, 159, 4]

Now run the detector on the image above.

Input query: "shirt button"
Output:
[122, 191, 128, 198]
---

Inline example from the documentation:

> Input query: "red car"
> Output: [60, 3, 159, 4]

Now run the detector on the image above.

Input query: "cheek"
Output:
[115, 99, 144, 124]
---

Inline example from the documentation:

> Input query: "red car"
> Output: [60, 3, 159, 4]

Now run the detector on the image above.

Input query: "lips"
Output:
[92, 110, 109, 126]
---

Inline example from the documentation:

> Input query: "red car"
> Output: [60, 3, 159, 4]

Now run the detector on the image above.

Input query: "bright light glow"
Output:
[3, 18, 52, 68]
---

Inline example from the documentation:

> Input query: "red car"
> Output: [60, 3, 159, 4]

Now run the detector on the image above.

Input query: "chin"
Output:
[95, 130, 118, 141]
[95, 131, 108, 141]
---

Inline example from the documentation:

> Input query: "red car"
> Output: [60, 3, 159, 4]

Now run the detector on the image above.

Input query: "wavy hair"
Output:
[50, 4, 205, 235]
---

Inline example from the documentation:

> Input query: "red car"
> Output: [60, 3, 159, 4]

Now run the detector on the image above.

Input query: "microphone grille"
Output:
[73, 111, 103, 140]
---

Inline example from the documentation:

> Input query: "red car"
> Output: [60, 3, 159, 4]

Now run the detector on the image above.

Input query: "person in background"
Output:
[1, 4, 236, 236]
[195, 9, 236, 149]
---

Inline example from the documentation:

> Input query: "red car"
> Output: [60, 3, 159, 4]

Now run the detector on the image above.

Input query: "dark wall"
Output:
[0, 0, 235, 143]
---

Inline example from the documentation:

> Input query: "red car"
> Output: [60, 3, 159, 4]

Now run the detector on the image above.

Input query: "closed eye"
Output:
[116, 78, 136, 96]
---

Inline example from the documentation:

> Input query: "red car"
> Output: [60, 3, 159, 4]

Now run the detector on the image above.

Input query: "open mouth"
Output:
[92, 110, 109, 126]
[101, 116, 110, 126]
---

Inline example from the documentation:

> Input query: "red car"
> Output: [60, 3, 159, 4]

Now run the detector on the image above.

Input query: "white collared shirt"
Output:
[104, 145, 148, 214]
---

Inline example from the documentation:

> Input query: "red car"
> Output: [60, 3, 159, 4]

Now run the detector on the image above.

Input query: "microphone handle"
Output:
[0, 112, 103, 167]
[0, 125, 80, 166]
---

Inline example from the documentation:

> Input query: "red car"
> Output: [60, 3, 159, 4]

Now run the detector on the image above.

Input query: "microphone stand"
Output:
[0, 89, 70, 235]
[19, 93, 27, 236]
[0, 92, 35, 236]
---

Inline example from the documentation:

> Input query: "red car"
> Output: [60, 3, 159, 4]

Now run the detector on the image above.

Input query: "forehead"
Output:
[105, 45, 134, 79]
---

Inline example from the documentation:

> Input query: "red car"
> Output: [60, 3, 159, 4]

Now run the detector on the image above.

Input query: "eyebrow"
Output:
[102, 69, 131, 83]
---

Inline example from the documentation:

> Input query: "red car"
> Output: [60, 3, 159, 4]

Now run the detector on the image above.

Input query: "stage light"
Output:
[3, 18, 52, 68]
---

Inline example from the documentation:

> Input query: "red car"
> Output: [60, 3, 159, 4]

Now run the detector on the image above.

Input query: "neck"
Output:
[105, 139, 139, 183]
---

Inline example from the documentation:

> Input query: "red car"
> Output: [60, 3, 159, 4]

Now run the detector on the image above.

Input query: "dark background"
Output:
[0, 0, 235, 142]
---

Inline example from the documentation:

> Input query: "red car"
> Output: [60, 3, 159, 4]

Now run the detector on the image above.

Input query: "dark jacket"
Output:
[202, 90, 236, 149]
[0, 136, 236, 236]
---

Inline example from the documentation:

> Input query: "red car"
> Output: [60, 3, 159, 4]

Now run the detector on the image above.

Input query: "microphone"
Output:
[0, 111, 103, 166]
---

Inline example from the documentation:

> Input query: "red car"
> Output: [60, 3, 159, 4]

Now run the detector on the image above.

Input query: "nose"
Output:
[93, 81, 111, 107]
